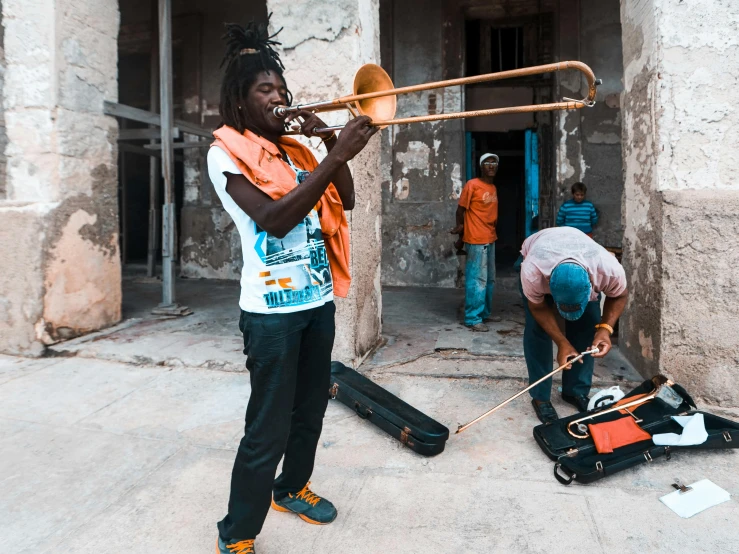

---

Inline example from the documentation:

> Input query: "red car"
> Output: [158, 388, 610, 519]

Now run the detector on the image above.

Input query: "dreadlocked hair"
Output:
[219, 15, 292, 134]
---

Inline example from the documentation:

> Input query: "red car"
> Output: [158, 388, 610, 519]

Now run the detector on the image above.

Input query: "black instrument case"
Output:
[533, 376, 739, 484]
[329, 362, 449, 456]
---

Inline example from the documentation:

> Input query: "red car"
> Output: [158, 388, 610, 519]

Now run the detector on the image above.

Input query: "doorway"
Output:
[468, 130, 526, 266]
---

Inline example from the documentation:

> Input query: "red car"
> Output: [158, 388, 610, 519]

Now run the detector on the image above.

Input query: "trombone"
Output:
[566, 379, 678, 439]
[275, 61, 601, 134]
[455, 348, 600, 435]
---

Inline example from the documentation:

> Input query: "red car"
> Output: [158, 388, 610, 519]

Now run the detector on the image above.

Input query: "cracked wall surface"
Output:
[0, 0, 121, 354]
[555, 0, 624, 248]
[267, 0, 383, 364]
[0, 7, 6, 200]
[621, 0, 739, 405]
[114, 0, 270, 280]
[381, 0, 464, 288]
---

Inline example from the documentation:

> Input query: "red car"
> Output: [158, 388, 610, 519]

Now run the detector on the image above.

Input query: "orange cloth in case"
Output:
[588, 416, 652, 454]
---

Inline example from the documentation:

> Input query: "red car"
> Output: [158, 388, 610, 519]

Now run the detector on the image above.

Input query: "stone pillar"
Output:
[0, 0, 121, 354]
[621, 0, 739, 405]
[266, 0, 382, 365]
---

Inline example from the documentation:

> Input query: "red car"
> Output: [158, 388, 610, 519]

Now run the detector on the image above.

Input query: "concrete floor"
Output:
[3, 273, 737, 553]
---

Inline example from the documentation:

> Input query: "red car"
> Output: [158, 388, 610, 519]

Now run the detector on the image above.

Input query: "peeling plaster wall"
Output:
[117, 0, 270, 280]
[267, 0, 383, 364]
[180, 0, 267, 281]
[0, 0, 121, 354]
[0, 7, 7, 199]
[381, 0, 464, 288]
[620, 0, 664, 379]
[621, 0, 739, 405]
[381, 0, 625, 287]
[555, 0, 624, 248]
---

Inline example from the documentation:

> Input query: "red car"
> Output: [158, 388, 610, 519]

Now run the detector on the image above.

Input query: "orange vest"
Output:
[212, 126, 351, 297]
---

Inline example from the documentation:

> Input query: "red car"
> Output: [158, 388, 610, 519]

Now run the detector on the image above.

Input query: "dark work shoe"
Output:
[532, 399, 559, 424]
[562, 393, 590, 413]
[465, 323, 490, 332]
[216, 536, 255, 554]
[271, 482, 337, 525]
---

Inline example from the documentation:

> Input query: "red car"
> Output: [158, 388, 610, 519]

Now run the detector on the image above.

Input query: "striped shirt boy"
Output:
[556, 199, 598, 234]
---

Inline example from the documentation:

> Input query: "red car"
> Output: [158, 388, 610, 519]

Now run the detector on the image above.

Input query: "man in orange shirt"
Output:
[450, 153, 499, 332]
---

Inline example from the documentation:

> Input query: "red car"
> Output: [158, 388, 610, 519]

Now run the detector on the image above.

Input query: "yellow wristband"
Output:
[320, 132, 337, 145]
[595, 323, 614, 335]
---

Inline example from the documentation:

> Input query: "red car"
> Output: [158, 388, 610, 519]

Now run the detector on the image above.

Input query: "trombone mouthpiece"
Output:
[273, 106, 288, 118]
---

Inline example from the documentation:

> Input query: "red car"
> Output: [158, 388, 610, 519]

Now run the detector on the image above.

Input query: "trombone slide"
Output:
[276, 61, 600, 135]
[455, 348, 599, 435]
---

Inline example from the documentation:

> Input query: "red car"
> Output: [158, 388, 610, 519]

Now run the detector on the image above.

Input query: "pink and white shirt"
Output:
[520, 227, 627, 304]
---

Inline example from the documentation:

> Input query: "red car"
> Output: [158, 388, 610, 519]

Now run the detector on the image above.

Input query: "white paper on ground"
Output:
[660, 479, 731, 518]
[652, 413, 709, 446]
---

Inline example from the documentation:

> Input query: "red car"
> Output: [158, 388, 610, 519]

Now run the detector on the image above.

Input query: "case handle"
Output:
[554, 463, 575, 485]
[354, 402, 373, 420]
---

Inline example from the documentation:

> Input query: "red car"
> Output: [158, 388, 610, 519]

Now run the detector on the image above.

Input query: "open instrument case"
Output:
[533, 376, 739, 484]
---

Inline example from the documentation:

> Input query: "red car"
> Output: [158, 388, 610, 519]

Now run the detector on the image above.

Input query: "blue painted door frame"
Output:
[465, 132, 475, 182]
[524, 129, 539, 237]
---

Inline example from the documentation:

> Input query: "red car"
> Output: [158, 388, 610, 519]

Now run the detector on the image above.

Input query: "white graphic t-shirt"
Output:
[207, 146, 333, 314]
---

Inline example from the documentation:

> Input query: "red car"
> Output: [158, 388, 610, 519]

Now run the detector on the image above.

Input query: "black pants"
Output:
[218, 301, 336, 540]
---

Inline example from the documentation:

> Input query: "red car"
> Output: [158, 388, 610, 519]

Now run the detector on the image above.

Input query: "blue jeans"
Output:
[519, 280, 600, 401]
[464, 243, 495, 326]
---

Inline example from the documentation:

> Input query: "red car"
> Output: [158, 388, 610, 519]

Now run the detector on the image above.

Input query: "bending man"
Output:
[519, 227, 628, 424]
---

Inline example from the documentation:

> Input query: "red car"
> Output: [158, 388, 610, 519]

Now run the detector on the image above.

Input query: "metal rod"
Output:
[159, 0, 175, 306]
[148, 0, 159, 279]
[103, 101, 212, 138]
[455, 348, 599, 435]
[120, 119, 128, 265]
[298, 101, 589, 135]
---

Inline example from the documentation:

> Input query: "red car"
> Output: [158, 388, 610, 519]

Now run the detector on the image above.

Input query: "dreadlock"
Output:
[219, 15, 292, 133]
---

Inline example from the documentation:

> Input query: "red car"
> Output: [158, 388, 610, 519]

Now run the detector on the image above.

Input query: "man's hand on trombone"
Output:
[284, 109, 335, 140]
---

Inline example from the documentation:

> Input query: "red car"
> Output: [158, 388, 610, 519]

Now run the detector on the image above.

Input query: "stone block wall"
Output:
[661, 190, 739, 405]
[620, 0, 739, 405]
[0, 0, 121, 354]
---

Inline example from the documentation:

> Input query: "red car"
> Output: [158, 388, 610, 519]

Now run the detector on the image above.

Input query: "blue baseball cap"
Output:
[550, 262, 592, 321]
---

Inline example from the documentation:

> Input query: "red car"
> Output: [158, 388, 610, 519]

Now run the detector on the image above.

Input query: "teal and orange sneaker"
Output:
[271, 482, 338, 525]
[216, 536, 255, 554]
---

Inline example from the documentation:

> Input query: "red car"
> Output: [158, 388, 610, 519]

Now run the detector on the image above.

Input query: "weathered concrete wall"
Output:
[577, 0, 624, 247]
[116, 0, 268, 277]
[266, 0, 383, 364]
[381, 0, 464, 288]
[621, 0, 739, 405]
[661, 191, 739, 405]
[0, 6, 7, 200]
[555, 0, 624, 247]
[0, 0, 121, 354]
[620, 0, 663, 378]
[381, 0, 625, 287]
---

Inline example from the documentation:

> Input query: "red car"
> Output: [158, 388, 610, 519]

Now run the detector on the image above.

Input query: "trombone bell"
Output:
[352, 64, 397, 128]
